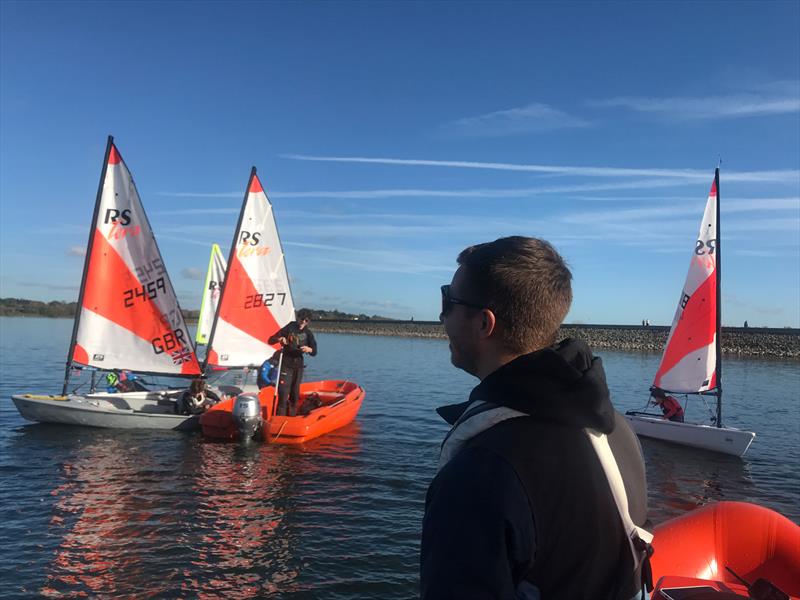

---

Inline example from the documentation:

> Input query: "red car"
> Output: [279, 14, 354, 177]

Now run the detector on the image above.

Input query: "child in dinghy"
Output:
[650, 387, 685, 422]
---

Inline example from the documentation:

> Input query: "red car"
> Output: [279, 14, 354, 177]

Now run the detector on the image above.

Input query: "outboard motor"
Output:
[232, 393, 262, 441]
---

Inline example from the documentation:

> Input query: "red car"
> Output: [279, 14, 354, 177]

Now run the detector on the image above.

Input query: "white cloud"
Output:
[156, 191, 241, 198]
[282, 154, 799, 184]
[66, 246, 86, 257]
[726, 198, 800, 212]
[588, 83, 800, 120]
[182, 267, 205, 280]
[150, 208, 240, 216]
[562, 197, 800, 225]
[725, 218, 800, 233]
[439, 102, 590, 138]
[315, 256, 449, 275]
[732, 249, 781, 258]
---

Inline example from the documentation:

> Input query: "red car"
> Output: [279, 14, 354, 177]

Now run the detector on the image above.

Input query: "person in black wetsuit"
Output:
[267, 309, 317, 416]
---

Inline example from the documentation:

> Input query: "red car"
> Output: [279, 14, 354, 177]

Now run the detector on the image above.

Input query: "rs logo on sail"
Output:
[237, 231, 271, 257]
[239, 231, 261, 245]
[104, 208, 141, 239]
[695, 239, 716, 255]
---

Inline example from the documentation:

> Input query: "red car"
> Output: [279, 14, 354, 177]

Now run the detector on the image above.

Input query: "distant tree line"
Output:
[0, 298, 392, 322]
[0, 298, 78, 318]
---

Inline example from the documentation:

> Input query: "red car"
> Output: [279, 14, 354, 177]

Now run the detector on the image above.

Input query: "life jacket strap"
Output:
[585, 429, 655, 595]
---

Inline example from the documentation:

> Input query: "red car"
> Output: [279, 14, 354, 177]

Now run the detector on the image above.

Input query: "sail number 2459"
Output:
[124, 277, 166, 307]
[244, 292, 287, 309]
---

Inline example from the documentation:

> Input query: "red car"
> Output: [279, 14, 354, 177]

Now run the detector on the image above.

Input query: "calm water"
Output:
[1, 316, 798, 598]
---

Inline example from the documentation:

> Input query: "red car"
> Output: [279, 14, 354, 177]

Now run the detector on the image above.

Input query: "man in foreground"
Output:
[421, 236, 649, 600]
[268, 308, 317, 416]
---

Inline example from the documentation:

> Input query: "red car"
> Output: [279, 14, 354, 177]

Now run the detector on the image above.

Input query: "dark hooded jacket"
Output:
[420, 339, 647, 600]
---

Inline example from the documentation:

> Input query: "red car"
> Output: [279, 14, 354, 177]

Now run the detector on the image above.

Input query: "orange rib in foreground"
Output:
[200, 380, 365, 444]
[650, 501, 800, 599]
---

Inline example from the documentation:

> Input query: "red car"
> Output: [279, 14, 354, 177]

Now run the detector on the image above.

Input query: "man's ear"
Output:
[478, 308, 497, 339]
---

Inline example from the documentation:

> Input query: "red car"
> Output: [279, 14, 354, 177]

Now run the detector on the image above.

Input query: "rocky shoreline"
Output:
[312, 320, 800, 359]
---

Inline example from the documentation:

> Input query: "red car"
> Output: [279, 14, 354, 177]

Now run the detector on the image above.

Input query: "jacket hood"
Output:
[436, 338, 615, 433]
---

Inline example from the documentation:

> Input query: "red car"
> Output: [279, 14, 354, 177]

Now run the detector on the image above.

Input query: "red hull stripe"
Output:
[655, 270, 717, 386]
[82, 230, 201, 374]
[217, 251, 280, 346]
[72, 343, 89, 365]
[249, 174, 263, 194]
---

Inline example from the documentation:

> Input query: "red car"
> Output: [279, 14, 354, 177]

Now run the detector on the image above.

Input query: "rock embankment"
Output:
[312, 321, 800, 359]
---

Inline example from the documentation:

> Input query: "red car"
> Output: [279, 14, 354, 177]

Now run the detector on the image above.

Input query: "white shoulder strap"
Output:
[585, 429, 653, 571]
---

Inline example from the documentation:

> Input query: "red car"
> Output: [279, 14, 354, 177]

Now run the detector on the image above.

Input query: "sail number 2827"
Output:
[244, 292, 287, 309]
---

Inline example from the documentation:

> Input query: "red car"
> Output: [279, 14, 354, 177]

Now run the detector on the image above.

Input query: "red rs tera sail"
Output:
[205, 168, 295, 368]
[70, 139, 201, 375]
[653, 176, 718, 393]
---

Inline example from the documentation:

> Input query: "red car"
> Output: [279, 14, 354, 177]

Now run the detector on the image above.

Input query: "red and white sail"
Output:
[195, 243, 226, 345]
[653, 175, 718, 393]
[206, 170, 295, 368]
[71, 141, 201, 375]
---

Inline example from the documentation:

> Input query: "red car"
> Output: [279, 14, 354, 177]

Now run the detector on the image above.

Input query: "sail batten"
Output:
[205, 170, 295, 368]
[69, 140, 200, 376]
[653, 175, 718, 394]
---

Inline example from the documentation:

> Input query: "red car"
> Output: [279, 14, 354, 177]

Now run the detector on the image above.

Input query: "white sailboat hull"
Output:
[625, 414, 755, 457]
[11, 393, 199, 431]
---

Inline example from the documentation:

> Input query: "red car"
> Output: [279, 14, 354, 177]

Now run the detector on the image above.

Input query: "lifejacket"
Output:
[257, 358, 279, 389]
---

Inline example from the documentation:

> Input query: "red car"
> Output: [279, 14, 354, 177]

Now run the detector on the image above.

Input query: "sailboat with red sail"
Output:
[625, 168, 755, 456]
[199, 167, 365, 444]
[12, 136, 204, 429]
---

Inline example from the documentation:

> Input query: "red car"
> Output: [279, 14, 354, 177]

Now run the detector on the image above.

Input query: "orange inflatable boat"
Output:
[650, 501, 800, 599]
[200, 380, 365, 444]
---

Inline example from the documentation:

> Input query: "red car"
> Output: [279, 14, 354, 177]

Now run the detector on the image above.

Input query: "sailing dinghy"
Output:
[199, 168, 365, 443]
[195, 243, 226, 347]
[193, 243, 257, 393]
[12, 137, 207, 430]
[625, 169, 755, 456]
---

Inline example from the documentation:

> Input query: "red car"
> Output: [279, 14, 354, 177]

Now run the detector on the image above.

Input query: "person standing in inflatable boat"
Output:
[268, 308, 317, 416]
[421, 236, 650, 600]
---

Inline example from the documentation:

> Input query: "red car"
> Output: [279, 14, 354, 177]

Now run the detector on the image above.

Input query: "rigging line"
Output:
[272, 419, 288, 443]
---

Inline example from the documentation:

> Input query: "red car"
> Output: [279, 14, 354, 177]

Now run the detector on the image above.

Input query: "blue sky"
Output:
[1, 1, 798, 326]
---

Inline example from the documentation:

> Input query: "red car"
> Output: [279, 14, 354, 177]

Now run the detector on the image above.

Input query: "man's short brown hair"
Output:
[457, 236, 572, 353]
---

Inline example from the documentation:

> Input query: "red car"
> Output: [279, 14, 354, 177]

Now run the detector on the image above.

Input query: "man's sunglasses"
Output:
[440, 284, 484, 318]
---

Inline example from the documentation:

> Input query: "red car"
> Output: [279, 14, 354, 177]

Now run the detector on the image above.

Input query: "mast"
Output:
[61, 135, 114, 395]
[202, 166, 257, 373]
[715, 166, 723, 428]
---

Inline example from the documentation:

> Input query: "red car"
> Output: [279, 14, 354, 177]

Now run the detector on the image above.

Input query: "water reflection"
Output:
[641, 438, 754, 523]
[33, 422, 364, 598]
[40, 432, 177, 597]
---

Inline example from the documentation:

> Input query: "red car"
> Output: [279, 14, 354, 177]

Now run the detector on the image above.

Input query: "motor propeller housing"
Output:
[232, 393, 262, 441]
